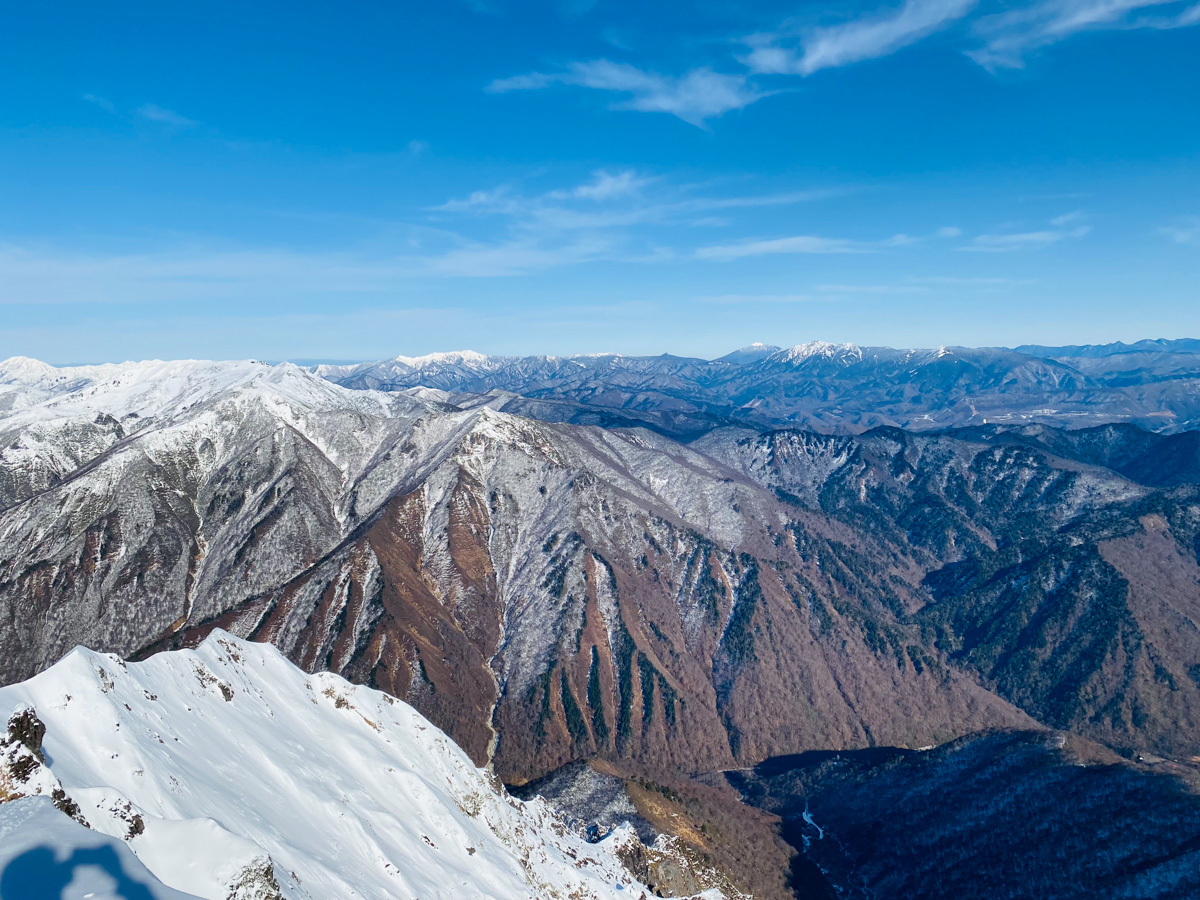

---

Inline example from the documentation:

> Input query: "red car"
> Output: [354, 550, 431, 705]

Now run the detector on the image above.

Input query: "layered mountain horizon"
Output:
[8, 335, 1200, 441]
[3, 344, 1200, 898]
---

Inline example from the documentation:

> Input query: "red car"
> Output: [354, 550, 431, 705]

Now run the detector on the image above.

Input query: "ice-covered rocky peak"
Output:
[0, 630, 720, 900]
[770, 341, 864, 365]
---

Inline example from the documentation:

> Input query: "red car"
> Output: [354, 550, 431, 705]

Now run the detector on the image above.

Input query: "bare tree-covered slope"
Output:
[0, 359, 1029, 788]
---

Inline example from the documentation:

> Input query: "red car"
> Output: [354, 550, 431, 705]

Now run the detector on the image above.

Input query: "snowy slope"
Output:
[0, 631, 718, 900]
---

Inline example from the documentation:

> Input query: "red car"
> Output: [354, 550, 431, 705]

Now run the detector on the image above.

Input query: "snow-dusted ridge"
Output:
[0, 357, 402, 427]
[767, 341, 864, 365]
[0, 630, 722, 900]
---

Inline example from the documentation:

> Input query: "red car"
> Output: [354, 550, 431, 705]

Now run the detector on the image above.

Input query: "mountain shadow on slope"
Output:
[727, 730, 1200, 900]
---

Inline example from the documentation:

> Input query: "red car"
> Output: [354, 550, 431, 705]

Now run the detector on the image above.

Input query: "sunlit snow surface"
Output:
[0, 631, 708, 900]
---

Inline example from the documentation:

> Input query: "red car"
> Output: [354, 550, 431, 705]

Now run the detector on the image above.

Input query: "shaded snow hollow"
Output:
[0, 631, 719, 900]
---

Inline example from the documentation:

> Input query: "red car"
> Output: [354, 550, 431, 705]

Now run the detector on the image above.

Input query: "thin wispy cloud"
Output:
[548, 169, 653, 201]
[970, 0, 1200, 68]
[1050, 210, 1087, 227]
[966, 230, 1088, 250]
[698, 223, 959, 260]
[82, 93, 117, 113]
[1159, 217, 1200, 245]
[743, 0, 1200, 77]
[911, 275, 1033, 285]
[697, 293, 818, 304]
[488, 60, 764, 125]
[434, 186, 517, 214]
[601, 27, 634, 50]
[813, 283, 926, 294]
[486, 2, 1200, 126]
[0, 236, 612, 305]
[697, 235, 868, 260]
[433, 170, 837, 233]
[698, 283, 926, 303]
[82, 95, 200, 128]
[743, 0, 978, 76]
[135, 104, 198, 127]
[0, 169, 869, 306]
[699, 278, 1030, 302]
[963, 213, 1091, 251]
[421, 235, 615, 277]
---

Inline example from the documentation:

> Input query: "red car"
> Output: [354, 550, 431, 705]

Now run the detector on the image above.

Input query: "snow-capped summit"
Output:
[0, 630, 720, 900]
[0, 355, 61, 384]
[392, 349, 497, 368]
[769, 341, 865, 365]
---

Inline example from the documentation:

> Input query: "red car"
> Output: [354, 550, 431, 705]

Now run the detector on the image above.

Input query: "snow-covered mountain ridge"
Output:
[0, 629, 723, 900]
[296, 342, 1200, 435]
[10, 339, 1200, 436]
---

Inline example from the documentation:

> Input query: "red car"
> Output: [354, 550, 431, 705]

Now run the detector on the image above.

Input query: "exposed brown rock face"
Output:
[135, 443, 1028, 781]
[698, 426, 1200, 763]
[0, 392, 1037, 786]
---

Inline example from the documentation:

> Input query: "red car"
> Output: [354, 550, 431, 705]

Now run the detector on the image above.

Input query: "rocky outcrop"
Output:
[1, 706, 85, 824]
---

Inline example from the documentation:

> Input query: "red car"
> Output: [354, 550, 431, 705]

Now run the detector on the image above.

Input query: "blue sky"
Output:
[1, 0, 1198, 362]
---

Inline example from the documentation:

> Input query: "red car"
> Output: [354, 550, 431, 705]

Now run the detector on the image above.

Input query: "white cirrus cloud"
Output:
[548, 169, 654, 201]
[969, 0, 1200, 69]
[488, 60, 765, 125]
[697, 225, 952, 260]
[696, 234, 867, 260]
[483, 1, 1200, 127]
[743, 0, 978, 76]
[963, 213, 1092, 251]
[432, 170, 838, 235]
[82, 93, 117, 113]
[0, 233, 616, 306]
[135, 103, 198, 127]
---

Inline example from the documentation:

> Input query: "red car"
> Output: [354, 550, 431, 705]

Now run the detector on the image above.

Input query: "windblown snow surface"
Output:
[0, 631, 715, 900]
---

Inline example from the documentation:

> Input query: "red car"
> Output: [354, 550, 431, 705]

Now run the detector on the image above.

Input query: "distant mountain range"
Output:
[2, 347, 1200, 898]
[300, 338, 1200, 436]
[1013, 338, 1200, 357]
